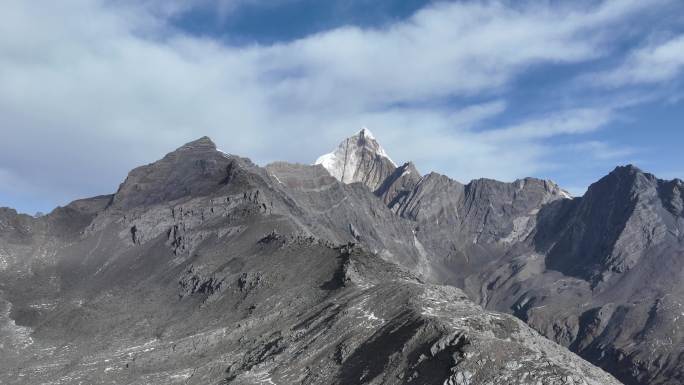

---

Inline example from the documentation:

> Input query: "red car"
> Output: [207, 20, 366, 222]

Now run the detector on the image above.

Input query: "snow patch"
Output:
[359, 126, 375, 140]
[270, 172, 284, 185]
[351, 296, 385, 329]
[314, 152, 337, 170]
[169, 369, 194, 381]
[559, 189, 573, 199]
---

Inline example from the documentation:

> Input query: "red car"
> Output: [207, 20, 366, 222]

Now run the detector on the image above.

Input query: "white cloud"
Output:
[0, 0, 674, 212]
[481, 108, 614, 142]
[590, 35, 684, 86]
[571, 141, 638, 161]
[257, 0, 663, 109]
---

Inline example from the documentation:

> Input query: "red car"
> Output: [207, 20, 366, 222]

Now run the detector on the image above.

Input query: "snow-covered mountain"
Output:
[315, 128, 397, 191]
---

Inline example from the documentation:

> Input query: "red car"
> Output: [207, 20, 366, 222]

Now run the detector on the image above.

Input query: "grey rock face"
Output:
[389, 173, 570, 285]
[312, 133, 683, 385]
[540, 165, 679, 283]
[0, 136, 622, 385]
[521, 166, 684, 385]
[108, 136, 235, 211]
[265, 160, 428, 277]
[382, 163, 684, 385]
[375, 161, 421, 212]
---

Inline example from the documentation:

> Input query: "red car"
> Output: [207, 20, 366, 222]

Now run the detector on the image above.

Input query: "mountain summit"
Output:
[315, 128, 397, 190]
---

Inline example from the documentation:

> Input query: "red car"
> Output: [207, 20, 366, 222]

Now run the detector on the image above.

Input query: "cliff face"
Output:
[378, 163, 684, 385]
[540, 165, 682, 283]
[2, 132, 683, 385]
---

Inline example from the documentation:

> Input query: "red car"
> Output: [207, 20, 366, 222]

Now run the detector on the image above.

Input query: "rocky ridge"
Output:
[1, 132, 681, 384]
[329, 133, 683, 385]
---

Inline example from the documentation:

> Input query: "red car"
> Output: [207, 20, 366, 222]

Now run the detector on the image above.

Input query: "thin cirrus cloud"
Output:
[572, 141, 638, 161]
[141, 0, 293, 16]
[479, 109, 614, 142]
[589, 34, 684, 87]
[258, 0, 661, 108]
[0, 0, 681, 213]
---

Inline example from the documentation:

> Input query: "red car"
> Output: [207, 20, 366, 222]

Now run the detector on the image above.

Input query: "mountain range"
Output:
[1, 129, 682, 385]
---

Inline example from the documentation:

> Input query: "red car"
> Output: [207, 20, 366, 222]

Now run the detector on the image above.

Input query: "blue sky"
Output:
[1, 0, 684, 214]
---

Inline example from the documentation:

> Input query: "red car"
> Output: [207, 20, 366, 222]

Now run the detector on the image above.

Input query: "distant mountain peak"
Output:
[588, 164, 657, 195]
[611, 164, 643, 175]
[314, 128, 397, 190]
[358, 126, 374, 139]
[109, 135, 231, 211]
[178, 136, 217, 152]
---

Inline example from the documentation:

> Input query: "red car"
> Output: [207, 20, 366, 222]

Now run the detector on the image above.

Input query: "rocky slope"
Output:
[0, 136, 623, 385]
[360, 136, 684, 385]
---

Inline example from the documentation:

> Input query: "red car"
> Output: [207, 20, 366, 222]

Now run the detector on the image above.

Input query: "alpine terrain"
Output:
[1, 129, 682, 385]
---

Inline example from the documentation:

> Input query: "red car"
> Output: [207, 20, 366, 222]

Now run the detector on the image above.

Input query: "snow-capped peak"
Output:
[314, 128, 397, 190]
[359, 126, 375, 140]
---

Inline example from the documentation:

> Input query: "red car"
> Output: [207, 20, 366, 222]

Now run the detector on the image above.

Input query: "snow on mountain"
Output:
[314, 128, 397, 190]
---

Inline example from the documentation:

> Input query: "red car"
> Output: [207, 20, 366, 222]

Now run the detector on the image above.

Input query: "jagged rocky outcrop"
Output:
[374, 163, 684, 385]
[389, 173, 572, 284]
[539, 165, 679, 283]
[1, 132, 682, 385]
[375, 161, 422, 212]
[311, 131, 683, 385]
[518, 165, 684, 385]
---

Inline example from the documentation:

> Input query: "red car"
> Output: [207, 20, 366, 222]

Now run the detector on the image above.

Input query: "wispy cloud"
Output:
[571, 141, 638, 161]
[481, 108, 614, 142]
[589, 35, 684, 87]
[257, 0, 664, 109]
